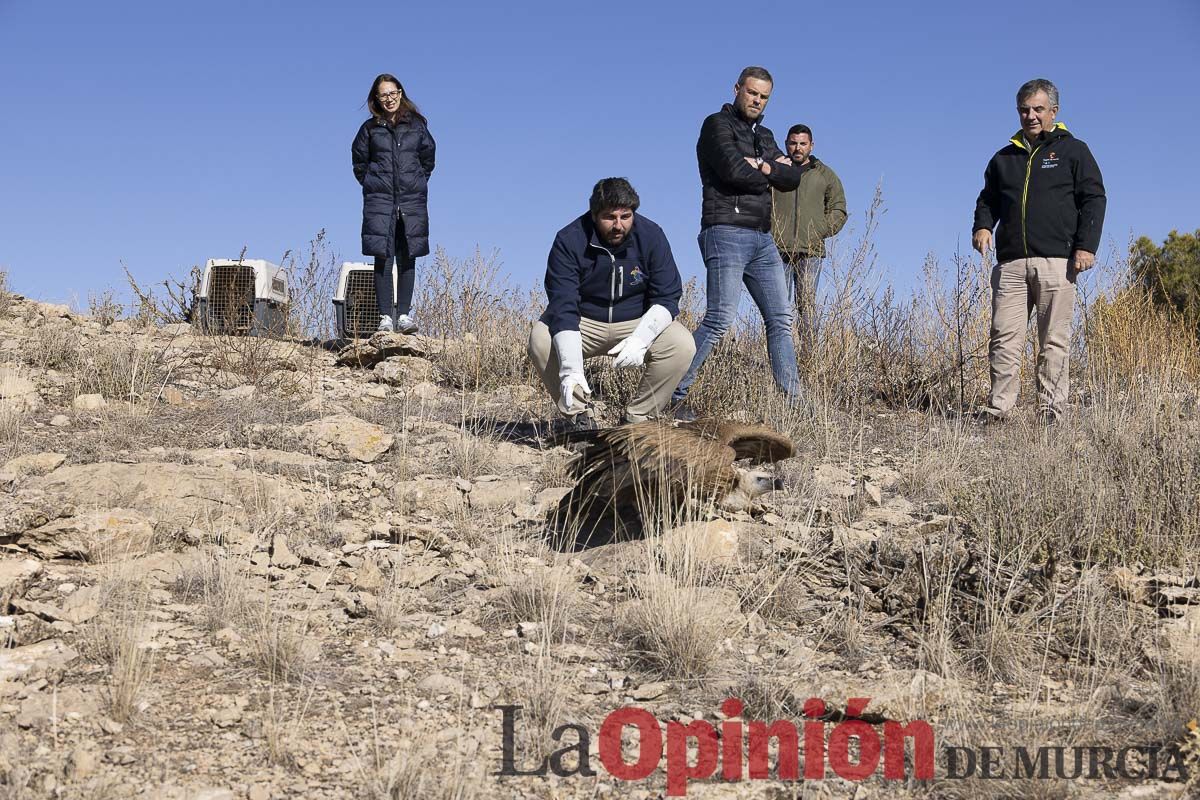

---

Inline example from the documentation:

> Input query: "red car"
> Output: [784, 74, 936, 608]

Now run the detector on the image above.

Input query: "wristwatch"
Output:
[755, 157, 764, 168]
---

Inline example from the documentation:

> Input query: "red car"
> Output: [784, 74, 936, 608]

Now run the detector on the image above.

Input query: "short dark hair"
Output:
[589, 178, 640, 215]
[787, 124, 813, 139]
[737, 65, 773, 85]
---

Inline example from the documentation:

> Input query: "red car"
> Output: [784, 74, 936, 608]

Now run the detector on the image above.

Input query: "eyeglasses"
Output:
[377, 91, 401, 101]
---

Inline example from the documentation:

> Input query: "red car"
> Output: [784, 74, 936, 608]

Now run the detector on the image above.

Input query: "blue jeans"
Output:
[785, 255, 822, 360]
[673, 225, 802, 402]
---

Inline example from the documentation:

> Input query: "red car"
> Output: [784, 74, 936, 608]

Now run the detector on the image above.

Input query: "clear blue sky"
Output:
[2, 0, 1198, 307]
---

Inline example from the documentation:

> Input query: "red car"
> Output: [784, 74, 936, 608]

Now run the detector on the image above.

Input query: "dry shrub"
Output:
[261, 684, 315, 769]
[76, 336, 172, 402]
[87, 289, 123, 327]
[0, 267, 12, 317]
[950, 412, 1200, 566]
[0, 397, 25, 462]
[618, 530, 732, 680]
[25, 323, 82, 372]
[80, 578, 157, 723]
[493, 530, 580, 639]
[1082, 286, 1200, 392]
[511, 649, 574, 765]
[124, 262, 201, 327]
[415, 248, 541, 390]
[171, 549, 251, 631]
[243, 602, 318, 683]
[284, 229, 339, 341]
[443, 416, 497, 480]
[357, 742, 480, 800]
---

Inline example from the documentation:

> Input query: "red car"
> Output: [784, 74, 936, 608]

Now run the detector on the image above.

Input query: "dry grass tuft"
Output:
[243, 601, 319, 684]
[618, 571, 727, 680]
[171, 549, 252, 631]
[415, 248, 540, 391]
[0, 267, 12, 317]
[80, 578, 157, 724]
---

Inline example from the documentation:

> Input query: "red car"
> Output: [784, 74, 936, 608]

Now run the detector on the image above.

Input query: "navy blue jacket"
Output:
[541, 213, 683, 336]
[352, 115, 435, 259]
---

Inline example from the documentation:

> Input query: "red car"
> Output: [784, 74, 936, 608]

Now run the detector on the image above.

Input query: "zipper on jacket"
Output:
[618, 266, 624, 298]
[592, 244, 617, 323]
[1020, 143, 1042, 258]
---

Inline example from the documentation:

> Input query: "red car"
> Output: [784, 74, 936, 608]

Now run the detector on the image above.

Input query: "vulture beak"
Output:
[772, 476, 786, 492]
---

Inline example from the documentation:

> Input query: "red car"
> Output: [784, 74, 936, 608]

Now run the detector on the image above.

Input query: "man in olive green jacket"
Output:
[771, 124, 847, 356]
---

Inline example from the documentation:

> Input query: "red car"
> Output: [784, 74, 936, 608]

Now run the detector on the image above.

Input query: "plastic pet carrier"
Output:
[333, 261, 381, 339]
[195, 259, 288, 336]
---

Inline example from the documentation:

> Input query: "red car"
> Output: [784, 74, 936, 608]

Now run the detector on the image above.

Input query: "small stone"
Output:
[49, 414, 70, 427]
[271, 534, 300, 569]
[631, 682, 670, 701]
[862, 481, 883, 506]
[426, 622, 447, 639]
[416, 673, 466, 697]
[159, 387, 185, 405]
[98, 717, 124, 735]
[72, 394, 107, 411]
[65, 746, 98, 781]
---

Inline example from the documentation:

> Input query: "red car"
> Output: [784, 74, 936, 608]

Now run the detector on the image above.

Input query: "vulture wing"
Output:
[679, 418, 795, 464]
[555, 422, 741, 530]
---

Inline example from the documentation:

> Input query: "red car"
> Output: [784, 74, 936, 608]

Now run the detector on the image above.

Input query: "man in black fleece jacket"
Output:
[973, 78, 1106, 423]
[671, 66, 807, 415]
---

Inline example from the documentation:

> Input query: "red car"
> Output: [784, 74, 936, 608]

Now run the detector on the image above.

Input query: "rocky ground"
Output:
[1, 295, 1198, 799]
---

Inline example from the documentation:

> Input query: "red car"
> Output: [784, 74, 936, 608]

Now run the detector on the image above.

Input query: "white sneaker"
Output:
[395, 314, 418, 334]
[377, 315, 394, 332]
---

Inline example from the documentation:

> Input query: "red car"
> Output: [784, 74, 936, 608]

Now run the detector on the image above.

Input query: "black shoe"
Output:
[668, 398, 697, 423]
[558, 414, 598, 435]
[969, 409, 1005, 427]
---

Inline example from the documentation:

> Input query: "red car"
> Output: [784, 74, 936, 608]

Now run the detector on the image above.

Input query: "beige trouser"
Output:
[527, 317, 696, 422]
[987, 256, 1076, 416]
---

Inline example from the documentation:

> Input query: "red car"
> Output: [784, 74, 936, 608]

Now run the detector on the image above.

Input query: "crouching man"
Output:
[528, 178, 695, 430]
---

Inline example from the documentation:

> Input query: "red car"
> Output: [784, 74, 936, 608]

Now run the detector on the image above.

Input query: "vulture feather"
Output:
[551, 418, 795, 547]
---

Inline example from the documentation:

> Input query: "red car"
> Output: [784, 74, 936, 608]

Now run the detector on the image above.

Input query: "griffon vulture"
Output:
[550, 418, 795, 548]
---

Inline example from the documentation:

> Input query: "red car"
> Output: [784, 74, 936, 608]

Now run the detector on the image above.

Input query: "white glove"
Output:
[552, 329, 591, 412]
[607, 305, 673, 369]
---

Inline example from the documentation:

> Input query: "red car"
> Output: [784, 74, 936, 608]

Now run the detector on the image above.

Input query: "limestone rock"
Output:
[662, 520, 741, 566]
[813, 464, 856, 499]
[0, 365, 39, 413]
[0, 559, 43, 612]
[395, 475, 532, 514]
[27, 462, 311, 531]
[373, 356, 437, 386]
[1, 452, 67, 479]
[296, 414, 393, 463]
[72, 393, 107, 411]
[18, 508, 155, 561]
[0, 639, 78, 684]
[335, 333, 439, 368]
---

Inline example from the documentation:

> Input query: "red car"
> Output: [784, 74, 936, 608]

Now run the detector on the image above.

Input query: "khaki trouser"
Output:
[527, 317, 696, 422]
[987, 256, 1076, 416]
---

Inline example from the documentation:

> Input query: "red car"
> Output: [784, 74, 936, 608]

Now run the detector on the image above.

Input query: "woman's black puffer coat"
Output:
[351, 115, 436, 259]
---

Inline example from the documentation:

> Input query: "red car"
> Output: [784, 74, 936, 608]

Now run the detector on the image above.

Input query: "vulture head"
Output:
[549, 417, 795, 548]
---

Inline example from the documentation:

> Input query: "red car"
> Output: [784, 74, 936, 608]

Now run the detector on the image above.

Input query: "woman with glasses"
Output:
[351, 74, 436, 334]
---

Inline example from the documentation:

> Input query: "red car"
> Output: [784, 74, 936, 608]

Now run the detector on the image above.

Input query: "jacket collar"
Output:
[1010, 122, 1070, 151]
[722, 102, 764, 127]
[583, 213, 636, 254]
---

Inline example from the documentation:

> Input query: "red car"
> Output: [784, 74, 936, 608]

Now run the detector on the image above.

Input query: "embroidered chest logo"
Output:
[1040, 151, 1060, 169]
[627, 266, 646, 286]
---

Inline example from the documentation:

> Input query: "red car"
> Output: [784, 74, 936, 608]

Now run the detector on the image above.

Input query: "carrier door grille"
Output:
[206, 265, 255, 333]
[344, 269, 378, 338]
